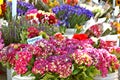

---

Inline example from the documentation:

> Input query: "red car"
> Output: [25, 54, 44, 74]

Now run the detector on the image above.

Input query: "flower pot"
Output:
[12, 75, 35, 80]
[94, 71, 118, 80]
[64, 28, 76, 38]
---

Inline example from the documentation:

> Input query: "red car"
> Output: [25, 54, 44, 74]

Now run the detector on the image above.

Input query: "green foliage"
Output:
[70, 64, 100, 80]
[39, 22, 59, 36]
[59, 26, 66, 34]
[1, 16, 30, 46]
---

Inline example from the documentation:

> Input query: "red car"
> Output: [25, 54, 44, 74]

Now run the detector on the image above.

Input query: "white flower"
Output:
[0, 19, 8, 27]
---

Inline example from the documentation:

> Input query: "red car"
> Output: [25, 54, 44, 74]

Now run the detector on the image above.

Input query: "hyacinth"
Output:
[26, 9, 57, 25]
[72, 49, 93, 66]
[52, 4, 93, 28]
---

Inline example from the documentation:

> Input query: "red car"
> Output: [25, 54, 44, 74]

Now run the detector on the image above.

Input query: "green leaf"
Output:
[12, 72, 17, 77]
[21, 71, 31, 76]
[15, 54, 18, 60]
[72, 68, 80, 75]
[102, 29, 111, 36]
[59, 26, 66, 34]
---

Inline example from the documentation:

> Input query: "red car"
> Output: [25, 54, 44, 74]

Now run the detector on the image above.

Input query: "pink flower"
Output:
[26, 9, 38, 15]
[72, 49, 93, 66]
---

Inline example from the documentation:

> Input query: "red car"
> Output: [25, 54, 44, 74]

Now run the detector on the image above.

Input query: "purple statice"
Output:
[8, 1, 35, 16]
[52, 4, 93, 28]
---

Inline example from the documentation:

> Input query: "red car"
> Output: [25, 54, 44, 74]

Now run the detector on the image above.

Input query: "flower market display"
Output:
[0, 0, 120, 80]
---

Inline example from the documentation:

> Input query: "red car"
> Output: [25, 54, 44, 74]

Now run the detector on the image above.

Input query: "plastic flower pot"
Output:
[64, 28, 76, 38]
[94, 71, 118, 80]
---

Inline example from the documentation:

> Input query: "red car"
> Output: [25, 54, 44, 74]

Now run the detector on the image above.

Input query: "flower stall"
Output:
[0, 0, 120, 80]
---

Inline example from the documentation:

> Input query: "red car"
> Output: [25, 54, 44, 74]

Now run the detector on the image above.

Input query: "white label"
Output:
[27, 36, 42, 44]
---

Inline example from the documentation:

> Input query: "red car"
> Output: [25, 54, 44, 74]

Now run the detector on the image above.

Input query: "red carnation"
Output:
[73, 34, 88, 40]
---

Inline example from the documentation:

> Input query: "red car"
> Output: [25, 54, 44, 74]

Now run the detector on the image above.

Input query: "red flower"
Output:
[54, 33, 64, 40]
[65, 0, 78, 6]
[0, 3, 6, 16]
[48, 15, 56, 24]
[42, 0, 49, 4]
[36, 13, 44, 23]
[27, 26, 39, 38]
[72, 34, 88, 40]
[1, 3, 6, 13]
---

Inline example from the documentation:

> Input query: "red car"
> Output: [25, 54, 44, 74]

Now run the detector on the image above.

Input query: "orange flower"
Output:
[42, 0, 49, 4]
[64, 0, 78, 6]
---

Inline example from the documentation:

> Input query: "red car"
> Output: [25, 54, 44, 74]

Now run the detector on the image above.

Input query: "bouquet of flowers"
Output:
[52, 4, 93, 33]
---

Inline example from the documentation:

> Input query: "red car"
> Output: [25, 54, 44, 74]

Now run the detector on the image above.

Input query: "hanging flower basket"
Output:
[94, 71, 118, 80]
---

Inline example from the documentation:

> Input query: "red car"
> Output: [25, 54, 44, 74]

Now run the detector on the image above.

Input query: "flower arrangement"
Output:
[25, 9, 57, 25]
[85, 23, 117, 38]
[52, 4, 93, 33]
[25, 9, 59, 36]
[0, 33, 119, 80]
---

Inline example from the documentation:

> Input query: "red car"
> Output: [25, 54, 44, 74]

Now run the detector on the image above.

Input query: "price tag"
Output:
[27, 36, 42, 44]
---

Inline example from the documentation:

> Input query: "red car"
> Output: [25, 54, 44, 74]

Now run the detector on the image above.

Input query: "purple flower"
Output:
[52, 4, 93, 27]
[8, 1, 35, 16]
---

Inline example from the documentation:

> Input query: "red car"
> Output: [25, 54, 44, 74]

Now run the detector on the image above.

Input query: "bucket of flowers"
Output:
[52, 4, 93, 34]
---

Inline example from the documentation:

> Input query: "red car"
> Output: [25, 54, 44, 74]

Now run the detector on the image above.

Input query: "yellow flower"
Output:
[48, 2, 54, 8]
[0, 0, 3, 5]
[8, 0, 12, 2]
[75, 24, 83, 30]
[53, 1, 59, 6]
[0, 7, 2, 16]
